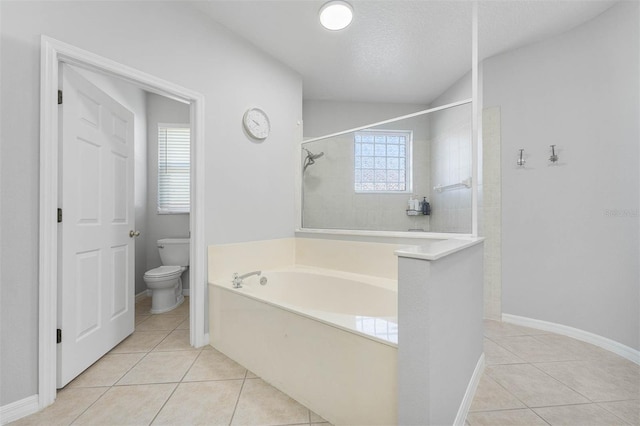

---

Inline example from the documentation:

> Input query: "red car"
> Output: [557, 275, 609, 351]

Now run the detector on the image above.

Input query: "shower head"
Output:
[303, 148, 325, 171]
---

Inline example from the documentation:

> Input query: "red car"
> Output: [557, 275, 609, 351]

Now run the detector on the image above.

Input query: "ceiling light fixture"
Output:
[319, 1, 353, 31]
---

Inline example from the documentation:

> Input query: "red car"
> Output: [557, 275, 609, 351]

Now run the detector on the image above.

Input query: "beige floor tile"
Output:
[10, 387, 107, 426]
[135, 298, 152, 308]
[117, 351, 199, 385]
[310, 410, 333, 425]
[534, 403, 629, 425]
[535, 360, 640, 402]
[155, 298, 189, 317]
[176, 317, 189, 330]
[246, 370, 258, 379]
[135, 315, 151, 326]
[484, 338, 525, 365]
[73, 383, 175, 425]
[469, 375, 526, 412]
[110, 331, 169, 353]
[486, 364, 589, 407]
[310, 410, 327, 422]
[467, 408, 548, 425]
[598, 399, 640, 425]
[152, 380, 243, 425]
[183, 348, 247, 382]
[484, 320, 550, 339]
[67, 353, 145, 388]
[231, 378, 310, 425]
[135, 300, 152, 316]
[490, 335, 576, 363]
[531, 334, 617, 361]
[135, 315, 186, 332]
[153, 329, 197, 352]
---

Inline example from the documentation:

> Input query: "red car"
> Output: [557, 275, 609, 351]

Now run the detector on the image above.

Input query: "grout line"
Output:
[148, 382, 181, 426]
[484, 335, 528, 364]
[529, 407, 553, 425]
[177, 347, 205, 383]
[596, 400, 640, 425]
[66, 386, 111, 425]
[479, 371, 530, 412]
[111, 351, 152, 387]
[527, 361, 594, 404]
[228, 370, 248, 426]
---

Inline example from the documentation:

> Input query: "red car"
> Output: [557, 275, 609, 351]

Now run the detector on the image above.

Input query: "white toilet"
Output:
[144, 238, 189, 314]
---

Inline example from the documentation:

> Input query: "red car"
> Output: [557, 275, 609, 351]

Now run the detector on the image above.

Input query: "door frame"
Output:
[38, 35, 207, 408]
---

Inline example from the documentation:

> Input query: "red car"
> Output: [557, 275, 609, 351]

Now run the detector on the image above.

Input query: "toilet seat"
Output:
[144, 265, 183, 279]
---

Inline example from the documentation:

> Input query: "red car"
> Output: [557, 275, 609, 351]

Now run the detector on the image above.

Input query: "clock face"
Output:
[243, 108, 270, 140]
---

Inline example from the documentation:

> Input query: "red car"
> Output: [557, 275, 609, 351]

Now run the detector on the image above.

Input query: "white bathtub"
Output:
[209, 266, 398, 425]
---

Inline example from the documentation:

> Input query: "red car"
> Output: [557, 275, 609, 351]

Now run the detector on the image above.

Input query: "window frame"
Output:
[157, 122, 191, 215]
[353, 129, 413, 194]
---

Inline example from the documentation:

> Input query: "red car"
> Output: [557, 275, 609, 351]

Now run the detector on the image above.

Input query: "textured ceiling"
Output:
[194, 0, 617, 104]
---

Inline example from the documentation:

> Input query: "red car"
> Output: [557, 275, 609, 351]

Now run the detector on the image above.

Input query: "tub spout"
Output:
[232, 270, 261, 288]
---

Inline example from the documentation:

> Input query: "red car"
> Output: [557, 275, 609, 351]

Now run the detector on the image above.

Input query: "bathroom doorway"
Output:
[56, 64, 194, 388]
[39, 36, 206, 408]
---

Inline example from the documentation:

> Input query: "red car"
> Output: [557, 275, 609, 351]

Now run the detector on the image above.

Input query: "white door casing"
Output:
[57, 64, 135, 388]
[40, 36, 207, 410]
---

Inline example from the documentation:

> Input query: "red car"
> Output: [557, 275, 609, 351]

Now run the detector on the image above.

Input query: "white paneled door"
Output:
[57, 65, 136, 388]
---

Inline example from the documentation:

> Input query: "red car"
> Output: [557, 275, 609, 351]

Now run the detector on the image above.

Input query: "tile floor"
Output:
[11, 298, 640, 426]
[467, 320, 639, 425]
[13, 297, 330, 426]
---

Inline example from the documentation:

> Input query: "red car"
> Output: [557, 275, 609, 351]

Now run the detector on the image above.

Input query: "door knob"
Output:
[129, 230, 141, 238]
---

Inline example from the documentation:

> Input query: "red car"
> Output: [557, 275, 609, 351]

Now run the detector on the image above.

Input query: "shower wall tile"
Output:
[482, 107, 502, 320]
[429, 117, 473, 234]
[302, 128, 431, 232]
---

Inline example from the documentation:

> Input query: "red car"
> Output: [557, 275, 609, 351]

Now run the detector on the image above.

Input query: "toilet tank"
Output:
[158, 238, 190, 267]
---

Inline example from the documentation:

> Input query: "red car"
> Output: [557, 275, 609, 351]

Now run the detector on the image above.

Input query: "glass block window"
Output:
[158, 124, 190, 214]
[354, 130, 411, 192]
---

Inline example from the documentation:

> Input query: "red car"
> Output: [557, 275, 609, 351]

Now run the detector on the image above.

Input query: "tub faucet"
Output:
[232, 270, 261, 288]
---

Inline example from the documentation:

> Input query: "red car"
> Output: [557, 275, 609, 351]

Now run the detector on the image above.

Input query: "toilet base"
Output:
[150, 293, 184, 314]
[149, 276, 185, 314]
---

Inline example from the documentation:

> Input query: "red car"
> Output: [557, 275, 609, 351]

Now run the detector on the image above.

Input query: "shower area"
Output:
[300, 100, 473, 234]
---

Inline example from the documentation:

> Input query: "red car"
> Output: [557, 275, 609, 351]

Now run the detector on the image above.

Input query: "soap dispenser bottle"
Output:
[422, 197, 431, 215]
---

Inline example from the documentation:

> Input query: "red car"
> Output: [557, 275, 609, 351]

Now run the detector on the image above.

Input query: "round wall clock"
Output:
[243, 108, 271, 140]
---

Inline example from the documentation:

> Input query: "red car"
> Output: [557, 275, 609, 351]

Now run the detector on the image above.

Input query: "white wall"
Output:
[145, 93, 191, 292]
[302, 100, 427, 138]
[0, 0, 301, 407]
[398, 244, 483, 424]
[484, 2, 639, 350]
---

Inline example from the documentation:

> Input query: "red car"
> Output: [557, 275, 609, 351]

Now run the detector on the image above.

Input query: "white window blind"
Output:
[158, 124, 190, 214]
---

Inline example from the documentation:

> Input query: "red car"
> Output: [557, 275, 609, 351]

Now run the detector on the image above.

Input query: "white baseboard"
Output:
[502, 314, 640, 366]
[0, 394, 39, 425]
[135, 288, 190, 301]
[135, 290, 151, 302]
[454, 353, 485, 426]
